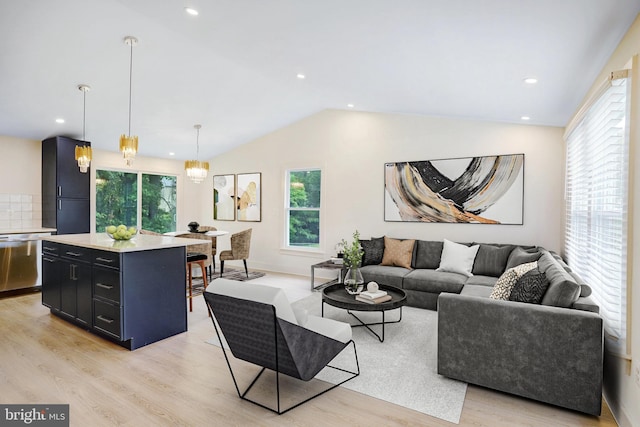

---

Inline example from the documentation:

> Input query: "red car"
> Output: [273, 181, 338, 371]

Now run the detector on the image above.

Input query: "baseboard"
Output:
[603, 391, 635, 427]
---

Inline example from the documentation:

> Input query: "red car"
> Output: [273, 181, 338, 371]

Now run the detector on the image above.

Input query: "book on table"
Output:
[355, 294, 392, 304]
[358, 289, 388, 300]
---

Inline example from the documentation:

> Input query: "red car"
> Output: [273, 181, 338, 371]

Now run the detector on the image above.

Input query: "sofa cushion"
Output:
[538, 252, 581, 308]
[472, 244, 514, 277]
[436, 239, 480, 277]
[360, 237, 384, 266]
[403, 269, 466, 293]
[360, 264, 410, 288]
[413, 240, 443, 269]
[490, 261, 538, 300]
[460, 284, 493, 298]
[465, 275, 498, 287]
[505, 246, 542, 270]
[381, 237, 415, 269]
[509, 267, 549, 304]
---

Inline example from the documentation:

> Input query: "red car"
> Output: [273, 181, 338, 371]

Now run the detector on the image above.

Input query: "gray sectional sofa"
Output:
[359, 238, 604, 416]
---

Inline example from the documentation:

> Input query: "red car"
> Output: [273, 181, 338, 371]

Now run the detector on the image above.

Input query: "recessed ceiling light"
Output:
[55, 118, 65, 124]
[184, 7, 199, 16]
[169, 152, 175, 156]
[347, 104, 355, 108]
[523, 77, 538, 84]
[296, 73, 306, 79]
[521, 116, 531, 121]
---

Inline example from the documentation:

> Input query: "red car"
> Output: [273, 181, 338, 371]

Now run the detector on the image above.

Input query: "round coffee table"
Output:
[321, 283, 406, 342]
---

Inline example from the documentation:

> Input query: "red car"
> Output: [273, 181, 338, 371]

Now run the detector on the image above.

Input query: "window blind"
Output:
[564, 72, 630, 355]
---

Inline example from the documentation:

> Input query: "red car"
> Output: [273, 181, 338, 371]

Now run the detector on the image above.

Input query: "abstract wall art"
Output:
[237, 172, 261, 222]
[384, 154, 524, 224]
[213, 174, 236, 221]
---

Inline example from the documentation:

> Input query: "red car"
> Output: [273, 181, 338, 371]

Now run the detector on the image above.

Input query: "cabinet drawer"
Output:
[93, 268, 121, 303]
[93, 251, 120, 269]
[42, 241, 60, 256]
[60, 244, 92, 262]
[93, 299, 122, 338]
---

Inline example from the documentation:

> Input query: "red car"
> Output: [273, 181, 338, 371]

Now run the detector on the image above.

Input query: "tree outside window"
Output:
[286, 169, 321, 248]
[96, 170, 177, 233]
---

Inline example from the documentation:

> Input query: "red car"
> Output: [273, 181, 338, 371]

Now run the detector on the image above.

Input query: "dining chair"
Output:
[219, 228, 252, 278]
[197, 225, 218, 277]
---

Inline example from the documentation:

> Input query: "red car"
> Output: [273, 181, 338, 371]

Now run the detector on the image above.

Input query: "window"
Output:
[564, 71, 630, 355]
[285, 169, 321, 249]
[96, 170, 177, 234]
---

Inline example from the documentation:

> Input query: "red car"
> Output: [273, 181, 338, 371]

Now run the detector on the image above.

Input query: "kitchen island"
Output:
[41, 233, 200, 350]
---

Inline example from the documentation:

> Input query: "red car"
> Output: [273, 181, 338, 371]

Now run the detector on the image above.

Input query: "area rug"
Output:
[189, 268, 265, 296]
[208, 292, 467, 423]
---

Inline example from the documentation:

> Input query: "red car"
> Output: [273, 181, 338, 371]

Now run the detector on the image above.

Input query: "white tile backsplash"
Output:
[0, 193, 42, 230]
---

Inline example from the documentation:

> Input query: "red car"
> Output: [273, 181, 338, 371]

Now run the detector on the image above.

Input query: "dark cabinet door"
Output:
[75, 263, 93, 326]
[57, 199, 90, 234]
[59, 261, 77, 318]
[54, 137, 90, 199]
[41, 255, 61, 310]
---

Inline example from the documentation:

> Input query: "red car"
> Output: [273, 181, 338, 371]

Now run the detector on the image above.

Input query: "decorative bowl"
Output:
[105, 226, 138, 241]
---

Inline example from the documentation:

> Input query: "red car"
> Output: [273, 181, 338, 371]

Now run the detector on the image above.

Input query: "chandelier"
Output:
[185, 124, 210, 184]
[75, 84, 92, 173]
[120, 36, 138, 166]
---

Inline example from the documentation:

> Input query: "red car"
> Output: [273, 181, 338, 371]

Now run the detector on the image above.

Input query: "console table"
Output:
[41, 233, 200, 350]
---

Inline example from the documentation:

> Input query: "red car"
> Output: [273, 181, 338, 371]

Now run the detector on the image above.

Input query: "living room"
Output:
[1, 1, 640, 426]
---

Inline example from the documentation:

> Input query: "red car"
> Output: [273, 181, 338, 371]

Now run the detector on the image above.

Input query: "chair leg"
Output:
[220, 261, 224, 277]
[198, 260, 209, 291]
[243, 259, 249, 278]
[187, 262, 193, 312]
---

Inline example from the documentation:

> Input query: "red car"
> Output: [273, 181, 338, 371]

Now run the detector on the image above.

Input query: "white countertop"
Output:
[0, 228, 56, 235]
[43, 233, 204, 253]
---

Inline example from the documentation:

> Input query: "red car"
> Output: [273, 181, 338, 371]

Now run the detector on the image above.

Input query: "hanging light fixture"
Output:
[184, 124, 210, 183]
[120, 36, 138, 166]
[75, 84, 92, 173]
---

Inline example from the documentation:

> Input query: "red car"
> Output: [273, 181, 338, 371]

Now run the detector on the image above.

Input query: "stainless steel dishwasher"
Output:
[0, 233, 46, 293]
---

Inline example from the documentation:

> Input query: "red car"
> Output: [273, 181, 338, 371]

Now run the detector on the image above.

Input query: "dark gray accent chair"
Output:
[204, 279, 359, 414]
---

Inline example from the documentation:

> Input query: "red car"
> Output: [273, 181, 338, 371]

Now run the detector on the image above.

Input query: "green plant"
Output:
[341, 230, 364, 268]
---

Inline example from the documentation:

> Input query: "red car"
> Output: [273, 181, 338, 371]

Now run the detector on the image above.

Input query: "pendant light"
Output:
[75, 84, 92, 173]
[120, 36, 138, 166]
[184, 124, 210, 183]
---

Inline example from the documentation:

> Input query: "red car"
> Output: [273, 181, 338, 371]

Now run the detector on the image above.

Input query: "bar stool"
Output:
[186, 252, 209, 312]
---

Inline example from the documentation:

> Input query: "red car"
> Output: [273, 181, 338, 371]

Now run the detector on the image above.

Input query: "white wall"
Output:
[569, 14, 640, 427]
[202, 109, 564, 276]
[0, 136, 42, 195]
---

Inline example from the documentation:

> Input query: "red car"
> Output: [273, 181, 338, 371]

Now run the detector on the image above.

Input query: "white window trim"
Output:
[282, 167, 324, 254]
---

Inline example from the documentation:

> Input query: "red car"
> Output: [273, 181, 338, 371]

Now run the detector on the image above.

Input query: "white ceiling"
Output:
[1, 0, 639, 161]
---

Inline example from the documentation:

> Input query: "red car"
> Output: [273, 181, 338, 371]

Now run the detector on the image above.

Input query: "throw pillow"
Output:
[380, 237, 415, 269]
[360, 237, 384, 266]
[509, 268, 550, 304]
[505, 246, 542, 270]
[436, 239, 480, 277]
[490, 261, 538, 300]
[471, 244, 514, 277]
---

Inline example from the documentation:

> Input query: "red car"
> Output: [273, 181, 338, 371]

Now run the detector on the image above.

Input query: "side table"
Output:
[310, 260, 345, 291]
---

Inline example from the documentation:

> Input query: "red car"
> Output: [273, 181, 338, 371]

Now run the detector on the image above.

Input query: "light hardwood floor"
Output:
[0, 273, 617, 427]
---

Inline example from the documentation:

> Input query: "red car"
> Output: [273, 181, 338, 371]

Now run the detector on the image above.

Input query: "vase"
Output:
[344, 267, 364, 295]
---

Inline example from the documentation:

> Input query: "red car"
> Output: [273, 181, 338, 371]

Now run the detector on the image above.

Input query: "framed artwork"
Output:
[384, 154, 524, 224]
[213, 174, 236, 221]
[237, 172, 261, 222]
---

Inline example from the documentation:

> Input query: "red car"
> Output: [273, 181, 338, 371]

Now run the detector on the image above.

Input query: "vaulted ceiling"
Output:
[1, 0, 639, 160]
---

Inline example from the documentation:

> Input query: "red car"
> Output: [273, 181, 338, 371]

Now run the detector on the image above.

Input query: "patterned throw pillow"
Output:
[490, 261, 538, 300]
[509, 268, 550, 304]
[360, 237, 384, 266]
[380, 236, 415, 269]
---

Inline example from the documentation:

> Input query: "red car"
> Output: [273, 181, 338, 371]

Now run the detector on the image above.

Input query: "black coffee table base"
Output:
[346, 307, 403, 342]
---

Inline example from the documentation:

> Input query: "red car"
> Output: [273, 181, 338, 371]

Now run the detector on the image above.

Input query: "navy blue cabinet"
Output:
[42, 136, 90, 234]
